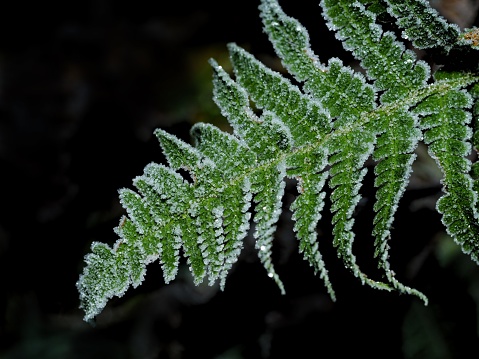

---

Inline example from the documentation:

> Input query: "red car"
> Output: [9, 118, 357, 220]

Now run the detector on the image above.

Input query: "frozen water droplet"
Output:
[260, 245, 266, 251]
[268, 272, 274, 278]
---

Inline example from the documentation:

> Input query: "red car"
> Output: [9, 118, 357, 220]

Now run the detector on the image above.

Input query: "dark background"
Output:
[1, 1, 479, 358]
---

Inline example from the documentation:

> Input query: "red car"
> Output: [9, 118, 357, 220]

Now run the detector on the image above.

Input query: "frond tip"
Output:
[78, 0, 479, 321]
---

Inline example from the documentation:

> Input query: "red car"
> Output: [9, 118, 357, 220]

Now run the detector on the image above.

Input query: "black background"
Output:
[1, 1, 479, 358]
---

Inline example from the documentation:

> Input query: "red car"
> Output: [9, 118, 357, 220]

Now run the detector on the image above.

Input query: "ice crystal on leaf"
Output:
[78, 0, 479, 321]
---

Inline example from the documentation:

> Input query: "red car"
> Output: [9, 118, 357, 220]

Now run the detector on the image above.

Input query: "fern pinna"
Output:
[77, 0, 479, 321]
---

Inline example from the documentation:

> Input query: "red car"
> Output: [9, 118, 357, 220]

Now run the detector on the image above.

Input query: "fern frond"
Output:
[78, 0, 479, 321]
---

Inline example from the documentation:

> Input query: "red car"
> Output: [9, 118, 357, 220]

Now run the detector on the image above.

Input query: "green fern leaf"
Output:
[77, 0, 479, 321]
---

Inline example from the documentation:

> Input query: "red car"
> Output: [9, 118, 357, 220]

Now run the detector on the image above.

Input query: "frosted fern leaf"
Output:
[78, 0, 479, 321]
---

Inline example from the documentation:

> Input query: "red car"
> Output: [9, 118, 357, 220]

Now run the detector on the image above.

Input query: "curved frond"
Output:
[78, 0, 479, 322]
